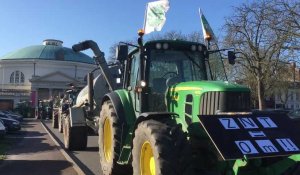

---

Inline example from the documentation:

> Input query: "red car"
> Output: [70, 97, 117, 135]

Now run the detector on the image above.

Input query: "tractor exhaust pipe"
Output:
[72, 40, 116, 91]
[87, 72, 94, 112]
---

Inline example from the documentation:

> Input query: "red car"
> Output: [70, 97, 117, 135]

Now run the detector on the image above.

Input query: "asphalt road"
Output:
[43, 120, 102, 175]
[0, 119, 78, 175]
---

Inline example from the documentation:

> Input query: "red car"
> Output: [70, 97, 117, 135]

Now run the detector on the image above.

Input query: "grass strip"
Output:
[0, 136, 14, 160]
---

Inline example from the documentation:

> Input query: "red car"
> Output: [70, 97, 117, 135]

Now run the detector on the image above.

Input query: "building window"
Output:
[10, 71, 25, 84]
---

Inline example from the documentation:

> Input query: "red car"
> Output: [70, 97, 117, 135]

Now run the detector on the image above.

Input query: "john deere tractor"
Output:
[64, 31, 300, 175]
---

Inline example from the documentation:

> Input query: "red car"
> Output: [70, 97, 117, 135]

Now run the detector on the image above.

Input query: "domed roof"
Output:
[0, 40, 95, 64]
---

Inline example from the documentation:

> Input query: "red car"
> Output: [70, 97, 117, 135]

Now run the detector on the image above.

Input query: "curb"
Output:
[41, 121, 86, 175]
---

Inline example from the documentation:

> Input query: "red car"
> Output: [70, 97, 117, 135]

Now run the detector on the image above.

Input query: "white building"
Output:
[274, 63, 300, 110]
[0, 39, 97, 110]
[274, 83, 300, 110]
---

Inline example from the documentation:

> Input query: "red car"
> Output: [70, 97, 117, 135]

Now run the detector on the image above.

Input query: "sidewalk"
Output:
[0, 118, 78, 175]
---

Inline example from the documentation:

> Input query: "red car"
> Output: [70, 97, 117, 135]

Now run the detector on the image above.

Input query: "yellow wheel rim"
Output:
[103, 118, 112, 162]
[140, 141, 156, 175]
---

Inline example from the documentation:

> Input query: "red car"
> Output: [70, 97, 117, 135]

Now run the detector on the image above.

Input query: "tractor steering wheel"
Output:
[162, 72, 177, 79]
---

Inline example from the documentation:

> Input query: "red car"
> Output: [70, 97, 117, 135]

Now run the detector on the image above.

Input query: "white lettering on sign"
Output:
[276, 138, 300, 152]
[238, 118, 259, 129]
[248, 131, 266, 138]
[257, 117, 278, 128]
[219, 118, 240, 130]
[255, 140, 279, 153]
[235, 140, 259, 154]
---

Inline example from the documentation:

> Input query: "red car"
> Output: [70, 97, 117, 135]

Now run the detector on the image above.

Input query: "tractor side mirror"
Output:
[116, 45, 128, 62]
[228, 51, 236, 65]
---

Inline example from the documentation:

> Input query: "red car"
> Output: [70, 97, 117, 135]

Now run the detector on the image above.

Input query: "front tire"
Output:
[63, 115, 87, 150]
[99, 100, 131, 175]
[132, 119, 187, 175]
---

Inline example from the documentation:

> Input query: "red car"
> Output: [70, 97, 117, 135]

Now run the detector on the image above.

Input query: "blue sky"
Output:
[0, 0, 242, 58]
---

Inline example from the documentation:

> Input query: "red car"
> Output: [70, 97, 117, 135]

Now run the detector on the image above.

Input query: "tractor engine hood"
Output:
[168, 81, 250, 93]
[166, 81, 251, 115]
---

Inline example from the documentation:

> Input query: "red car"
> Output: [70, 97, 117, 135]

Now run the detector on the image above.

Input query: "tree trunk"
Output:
[257, 77, 266, 110]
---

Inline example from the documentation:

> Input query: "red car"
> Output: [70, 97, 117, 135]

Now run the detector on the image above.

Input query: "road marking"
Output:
[6, 136, 44, 139]
[41, 121, 85, 175]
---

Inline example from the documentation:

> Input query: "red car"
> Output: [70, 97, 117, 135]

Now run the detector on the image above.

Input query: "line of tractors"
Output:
[50, 31, 300, 175]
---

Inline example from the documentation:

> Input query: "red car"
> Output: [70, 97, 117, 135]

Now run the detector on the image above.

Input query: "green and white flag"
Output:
[199, 9, 216, 42]
[144, 0, 170, 34]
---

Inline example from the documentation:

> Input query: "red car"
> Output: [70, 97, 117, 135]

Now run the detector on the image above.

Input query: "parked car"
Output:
[0, 114, 21, 131]
[0, 119, 6, 137]
[288, 109, 300, 121]
[0, 111, 23, 122]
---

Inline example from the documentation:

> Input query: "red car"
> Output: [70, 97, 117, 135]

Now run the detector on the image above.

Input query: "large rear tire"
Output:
[98, 100, 131, 175]
[185, 135, 220, 175]
[63, 115, 87, 150]
[132, 119, 187, 175]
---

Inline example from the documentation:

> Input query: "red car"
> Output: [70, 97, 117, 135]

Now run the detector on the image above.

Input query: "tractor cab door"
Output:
[128, 53, 141, 115]
[147, 60, 179, 112]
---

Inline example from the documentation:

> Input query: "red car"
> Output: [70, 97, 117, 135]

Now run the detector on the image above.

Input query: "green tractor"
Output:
[65, 31, 300, 175]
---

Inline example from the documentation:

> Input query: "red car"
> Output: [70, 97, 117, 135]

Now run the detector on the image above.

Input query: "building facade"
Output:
[274, 63, 300, 110]
[274, 83, 300, 110]
[0, 39, 97, 110]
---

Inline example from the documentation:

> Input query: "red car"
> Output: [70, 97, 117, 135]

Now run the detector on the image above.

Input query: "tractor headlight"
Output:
[156, 43, 162, 49]
[163, 43, 169, 50]
[198, 45, 203, 51]
[191, 45, 197, 51]
[140, 80, 146, 87]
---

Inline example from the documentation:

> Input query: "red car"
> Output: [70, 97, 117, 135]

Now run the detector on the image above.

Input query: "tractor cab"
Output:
[117, 38, 231, 114]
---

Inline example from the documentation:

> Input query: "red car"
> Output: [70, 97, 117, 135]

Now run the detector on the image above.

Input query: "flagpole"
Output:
[143, 3, 149, 31]
[199, 8, 228, 81]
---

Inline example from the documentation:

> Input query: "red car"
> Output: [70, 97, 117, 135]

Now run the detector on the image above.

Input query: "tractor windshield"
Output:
[146, 48, 227, 112]
[149, 50, 207, 91]
[147, 49, 207, 111]
[148, 50, 207, 93]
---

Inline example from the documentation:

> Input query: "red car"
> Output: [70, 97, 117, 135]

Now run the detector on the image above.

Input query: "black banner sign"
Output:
[198, 114, 300, 160]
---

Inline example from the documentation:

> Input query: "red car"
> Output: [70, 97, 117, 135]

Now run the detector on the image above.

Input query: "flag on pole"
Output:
[199, 9, 216, 42]
[199, 9, 227, 80]
[144, 0, 170, 34]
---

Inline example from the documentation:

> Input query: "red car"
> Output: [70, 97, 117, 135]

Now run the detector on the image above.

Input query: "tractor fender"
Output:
[69, 107, 86, 127]
[101, 91, 136, 164]
[132, 112, 179, 144]
[101, 92, 128, 126]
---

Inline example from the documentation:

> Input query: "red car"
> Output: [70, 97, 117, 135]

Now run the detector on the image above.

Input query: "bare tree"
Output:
[149, 30, 204, 43]
[108, 31, 204, 62]
[273, 0, 300, 48]
[107, 39, 136, 62]
[224, 0, 296, 109]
